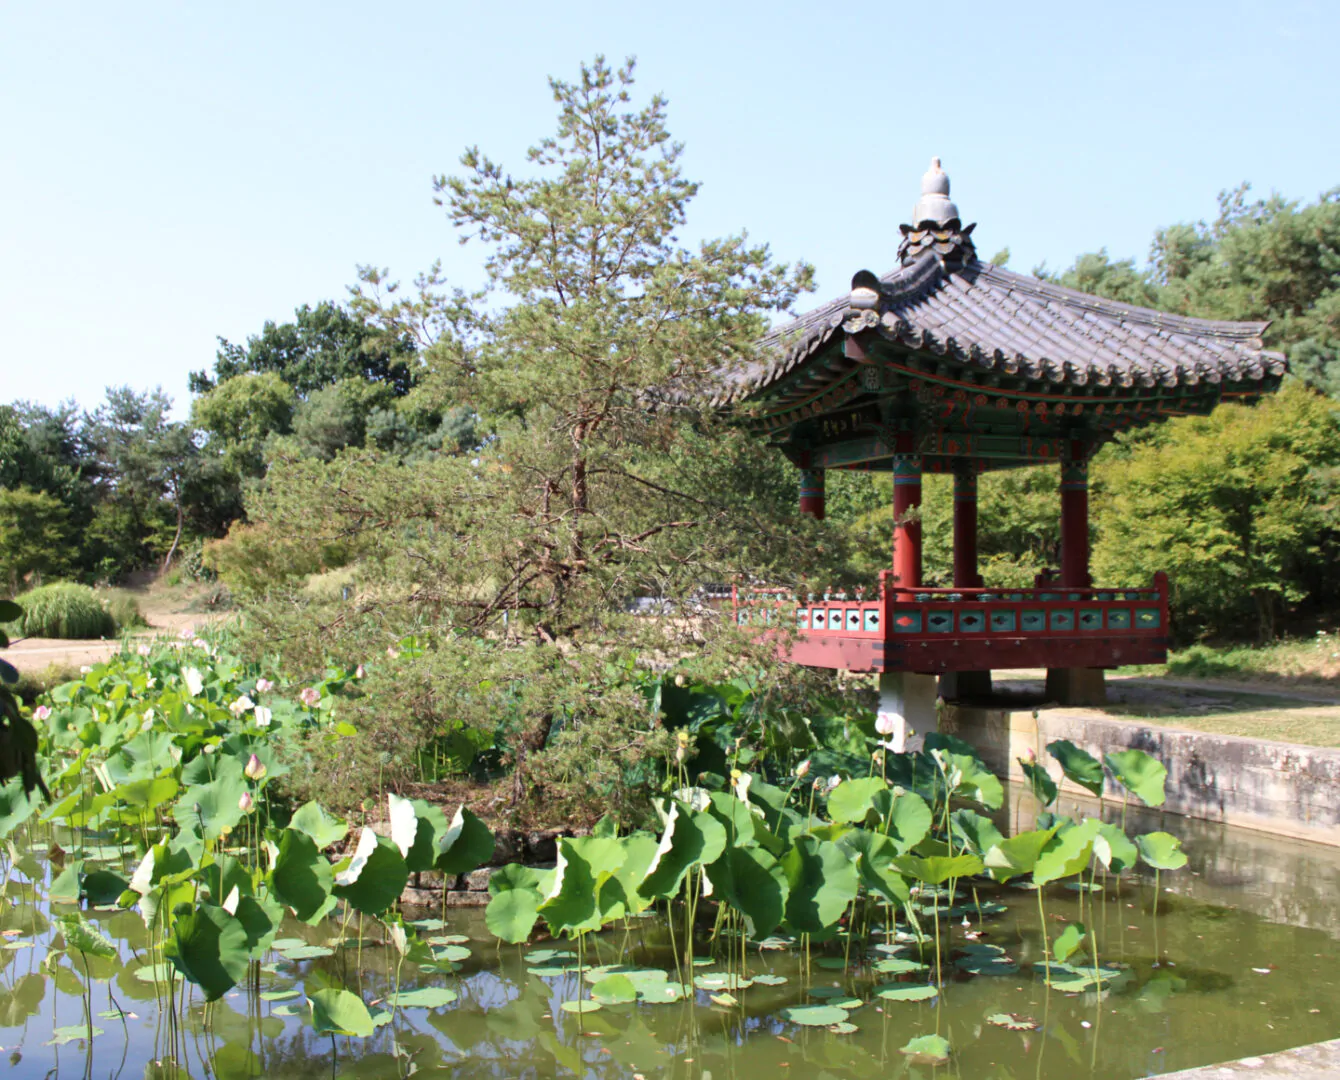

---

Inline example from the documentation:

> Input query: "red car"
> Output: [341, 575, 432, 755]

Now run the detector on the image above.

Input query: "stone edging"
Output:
[1148, 1037, 1340, 1078]
[942, 704, 1340, 847]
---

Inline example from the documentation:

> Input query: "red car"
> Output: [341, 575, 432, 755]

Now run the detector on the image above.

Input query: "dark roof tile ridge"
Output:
[974, 262, 1271, 343]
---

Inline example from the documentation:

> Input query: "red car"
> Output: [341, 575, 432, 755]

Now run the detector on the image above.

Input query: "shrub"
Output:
[101, 589, 147, 631]
[10, 583, 117, 639]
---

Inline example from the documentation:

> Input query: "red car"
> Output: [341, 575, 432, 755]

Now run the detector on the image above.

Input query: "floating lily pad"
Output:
[693, 972, 753, 991]
[830, 1021, 859, 1034]
[638, 981, 687, 1004]
[277, 945, 333, 960]
[874, 957, 928, 975]
[523, 948, 573, 964]
[591, 974, 638, 1005]
[753, 936, 793, 951]
[271, 1004, 300, 1016]
[956, 954, 1019, 976]
[393, 986, 459, 1009]
[809, 985, 851, 999]
[709, 992, 738, 1007]
[47, 1025, 104, 1045]
[270, 938, 309, 951]
[781, 1004, 849, 1027]
[528, 963, 577, 978]
[408, 918, 447, 930]
[559, 999, 602, 1014]
[133, 963, 182, 984]
[876, 983, 938, 1002]
[261, 990, 302, 1002]
[430, 944, 471, 963]
[987, 1012, 1039, 1031]
[814, 957, 847, 970]
[751, 973, 788, 986]
[901, 1033, 950, 1064]
[1065, 881, 1103, 894]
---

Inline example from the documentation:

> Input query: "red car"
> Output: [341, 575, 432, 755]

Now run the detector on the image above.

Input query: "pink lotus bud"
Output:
[355, 664, 366, 680]
[299, 687, 321, 707]
[238, 791, 255, 813]
[244, 754, 266, 781]
[794, 759, 811, 779]
[256, 678, 274, 693]
[33, 705, 51, 721]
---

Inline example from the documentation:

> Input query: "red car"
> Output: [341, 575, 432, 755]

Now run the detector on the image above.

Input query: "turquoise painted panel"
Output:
[892, 610, 922, 634]
[1021, 610, 1046, 632]
[1107, 608, 1131, 629]
[863, 609, 880, 633]
[1050, 610, 1076, 631]
[797, 609, 810, 629]
[845, 608, 861, 632]
[927, 610, 955, 634]
[959, 611, 986, 633]
[811, 608, 827, 630]
[1135, 607, 1161, 628]
[1079, 608, 1103, 630]
[990, 610, 1017, 632]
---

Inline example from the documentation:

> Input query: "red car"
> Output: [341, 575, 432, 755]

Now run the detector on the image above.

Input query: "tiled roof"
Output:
[711, 253, 1287, 407]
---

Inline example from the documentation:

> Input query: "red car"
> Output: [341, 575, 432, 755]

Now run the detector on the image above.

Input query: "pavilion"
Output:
[724, 159, 1285, 749]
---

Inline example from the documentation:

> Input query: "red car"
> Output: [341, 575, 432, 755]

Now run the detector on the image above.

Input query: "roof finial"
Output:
[911, 156, 958, 226]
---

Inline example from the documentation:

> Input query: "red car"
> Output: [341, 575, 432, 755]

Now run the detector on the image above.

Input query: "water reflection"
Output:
[2, 807, 1340, 1079]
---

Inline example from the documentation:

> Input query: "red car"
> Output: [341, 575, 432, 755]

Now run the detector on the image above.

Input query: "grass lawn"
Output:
[1087, 681, 1340, 748]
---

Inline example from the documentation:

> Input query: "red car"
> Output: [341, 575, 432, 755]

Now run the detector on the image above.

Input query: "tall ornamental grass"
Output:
[5, 583, 143, 639]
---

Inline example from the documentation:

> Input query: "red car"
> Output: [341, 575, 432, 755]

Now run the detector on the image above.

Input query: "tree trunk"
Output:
[161, 494, 185, 576]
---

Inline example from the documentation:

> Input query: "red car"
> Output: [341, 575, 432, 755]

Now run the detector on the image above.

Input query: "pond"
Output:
[4, 789, 1338, 1080]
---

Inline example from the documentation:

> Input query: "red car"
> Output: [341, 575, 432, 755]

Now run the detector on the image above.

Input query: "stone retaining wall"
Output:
[942, 705, 1340, 847]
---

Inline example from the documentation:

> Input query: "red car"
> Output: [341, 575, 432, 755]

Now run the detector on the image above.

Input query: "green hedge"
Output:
[5, 583, 142, 639]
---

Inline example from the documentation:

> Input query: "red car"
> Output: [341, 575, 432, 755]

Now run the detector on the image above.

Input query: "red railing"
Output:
[733, 573, 1169, 673]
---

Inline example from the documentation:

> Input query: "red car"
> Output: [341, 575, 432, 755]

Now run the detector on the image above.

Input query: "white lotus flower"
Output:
[229, 695, 255, 716]
[254, 705, 272, 728]
[183, 668, 204, 697]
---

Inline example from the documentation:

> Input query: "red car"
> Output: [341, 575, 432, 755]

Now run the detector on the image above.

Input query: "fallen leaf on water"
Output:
[1252, 968, 1271, 974]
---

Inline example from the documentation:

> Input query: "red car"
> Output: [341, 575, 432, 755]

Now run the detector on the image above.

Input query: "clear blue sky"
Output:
[3, 0, 1335, 415]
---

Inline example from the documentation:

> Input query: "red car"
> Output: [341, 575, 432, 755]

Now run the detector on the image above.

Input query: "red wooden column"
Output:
[892, 454, 922, 589]
[952, 466, 983, 588]
[799, 461, 826, 520]
[1060, 456, 1090, 587]
[1049, 451, 1105, 705]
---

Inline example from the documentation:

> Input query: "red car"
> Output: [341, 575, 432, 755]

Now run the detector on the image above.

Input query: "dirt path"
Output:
[7, 611, 227, 674]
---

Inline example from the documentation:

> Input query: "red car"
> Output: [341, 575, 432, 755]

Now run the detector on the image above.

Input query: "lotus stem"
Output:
[1037, 886, 1051, 988]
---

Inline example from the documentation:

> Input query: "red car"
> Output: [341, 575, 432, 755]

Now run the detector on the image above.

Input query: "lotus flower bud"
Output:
[244, 754, 267, 781]
[875, 713, 897, 737]
[675, 745, 686, 764]
[33, 705, 51, 721]
[256, 678, 274, 693]
[299, 687, 321, 707]
[794, 759, 811, 779]
[238, 791, 255, 813]
[355, 664, 366, 680]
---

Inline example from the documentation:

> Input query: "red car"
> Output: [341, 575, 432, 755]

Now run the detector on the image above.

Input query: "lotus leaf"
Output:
[892, 852, 983, 886]
[781, 835, 859, 934]
[825, 777, 887, 824]
[876, 983, 938, 1002]
[591, 974, 638, 1004]
[288, 801, 347, 850]
[1033, 818, 1102, 887]
[639, 802, 727, 901]
[1052, 922, 1086, 963]
[437, 805, 494, 875]
[1138, 830, 1188, 871]
[164, 903, 249, 1001]
[1105, 749, 1168, 807]
[309, 988, 376, 1037]
[781, 1004, 849, 1026]
[332, 831, 408, 916]
[1020, 758, 1058, 806]
[1047, 740, 1105, 797]
[268, 829, 336, 924]
[901, 1033, 951, 1064]
[393, 986, 458, 1009]
[704, 842, 789, 938]
[984, 827, 1060, 882]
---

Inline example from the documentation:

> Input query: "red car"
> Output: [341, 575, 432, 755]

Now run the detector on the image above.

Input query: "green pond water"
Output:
[3, 797, 1339, 1079]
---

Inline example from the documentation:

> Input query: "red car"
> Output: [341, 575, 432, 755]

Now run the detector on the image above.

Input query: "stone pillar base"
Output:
[877, 672, 938, 753]
[1045, 667, 1107, 707]
[938, 670, 992, 702]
